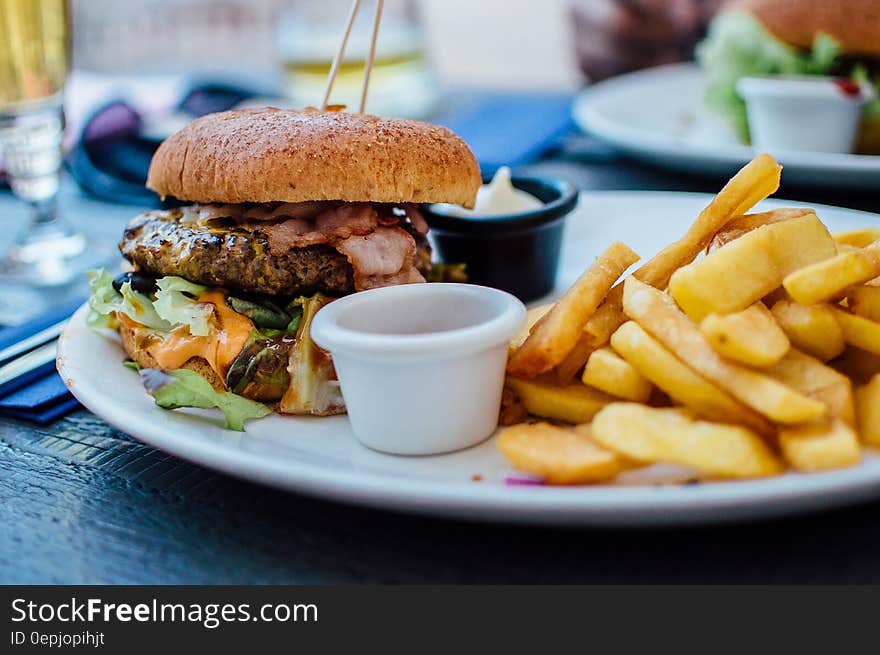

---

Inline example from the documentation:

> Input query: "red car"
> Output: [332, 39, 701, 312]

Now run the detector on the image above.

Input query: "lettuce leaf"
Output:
[87, 268, 171, 331]
[140, 368, 271, 431]
[697, 12, 840, 141]
[153, 276, 213, 337]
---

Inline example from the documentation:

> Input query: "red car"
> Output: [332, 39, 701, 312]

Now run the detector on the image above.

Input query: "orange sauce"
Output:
[145, 291, 254, 378]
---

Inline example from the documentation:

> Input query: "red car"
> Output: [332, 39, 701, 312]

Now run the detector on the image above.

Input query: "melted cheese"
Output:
[146, 291, 254, 378]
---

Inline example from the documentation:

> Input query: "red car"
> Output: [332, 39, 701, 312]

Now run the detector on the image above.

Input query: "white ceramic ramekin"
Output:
[311, 283, 526, 455]
[737, 76, 873, 154]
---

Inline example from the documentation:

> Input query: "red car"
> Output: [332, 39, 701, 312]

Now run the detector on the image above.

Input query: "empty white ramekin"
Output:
[737, 75, 874, 154]
[311, 283, 526, 455]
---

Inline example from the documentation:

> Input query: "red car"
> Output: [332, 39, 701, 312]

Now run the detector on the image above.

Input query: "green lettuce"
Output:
[153, 276, 213, 337]
[140, 368, 271, 431]
[87, 269, 171, 331]
[696, 12, 840, 141]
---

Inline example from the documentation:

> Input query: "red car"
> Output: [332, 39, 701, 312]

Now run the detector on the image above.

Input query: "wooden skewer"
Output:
[321, 0, 363, 110]
[358, 0, 384, 114]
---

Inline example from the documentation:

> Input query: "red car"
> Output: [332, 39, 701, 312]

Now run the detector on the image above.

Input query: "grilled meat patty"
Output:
[120, 209, 431, 296]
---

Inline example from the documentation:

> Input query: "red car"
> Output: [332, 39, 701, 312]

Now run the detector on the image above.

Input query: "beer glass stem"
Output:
[0, 104, 85, 284]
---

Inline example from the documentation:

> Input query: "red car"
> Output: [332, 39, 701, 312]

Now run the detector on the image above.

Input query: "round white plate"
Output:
[573, 63, 880, 190]
[58, 191, 880, 526]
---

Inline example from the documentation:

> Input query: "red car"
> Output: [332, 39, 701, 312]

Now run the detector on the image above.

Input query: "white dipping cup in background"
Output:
[311, 284, 526, 455]
[737, 76, 873, 154]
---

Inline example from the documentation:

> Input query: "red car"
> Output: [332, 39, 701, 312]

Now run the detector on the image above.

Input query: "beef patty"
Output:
[120, 209, 431, 296]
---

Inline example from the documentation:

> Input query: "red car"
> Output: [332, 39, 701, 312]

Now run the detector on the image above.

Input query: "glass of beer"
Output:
[275, 0, 438, 118]
[0, 0, 106, 319]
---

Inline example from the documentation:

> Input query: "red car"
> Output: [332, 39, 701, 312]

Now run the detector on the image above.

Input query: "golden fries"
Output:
[856, 375, 880, 447]
[505, 377, 612, 424]
[623, 277, 826, 424]
[707, 208, 812, 252]
[699, 303, 790, 367]
[778, 420, 861, 472]
[497, 422, 623, 484]
[583, 154, 783, 345]
[507, 242, 639, 377]
[833, 228, 880, 249]
[783, 240, 880, 305]
[554, 333, 595, 383]
[610, 321, 774, 436]
[762, 349, 855, 426]
[832, 346, 880, 384]
[770, 300, 845, 362]
[847, 285, 880, 323]
[510, 303, 554, 351]
[582, 347, 653, 402]
[592, 404, 782, 478]
[830, 307, 880, 356]
[496, 154, 880, 486]
[669, 212, 837, 320]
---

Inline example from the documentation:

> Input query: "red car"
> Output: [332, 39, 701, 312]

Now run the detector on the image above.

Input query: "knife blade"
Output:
[0, 319, 67, 366]
[0, 340, 58, 388]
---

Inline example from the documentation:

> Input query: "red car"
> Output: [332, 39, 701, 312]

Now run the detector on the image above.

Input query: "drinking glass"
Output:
[0, 0, 109, 320]
[275, 0, 438, 118]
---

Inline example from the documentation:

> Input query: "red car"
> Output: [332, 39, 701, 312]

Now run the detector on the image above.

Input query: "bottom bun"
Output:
[120, 322, 226, 391]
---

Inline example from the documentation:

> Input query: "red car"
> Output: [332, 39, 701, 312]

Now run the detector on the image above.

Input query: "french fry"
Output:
[497, 422, 623, 484]
[832, 346, 880, 384]
[505, 376, 613, 424]
[778, 420, 861, 472]
[699, 303, 790, 367]
[856, 374, 880, 447]
[833, 228, 880, 249]
[592, 404, 783, 478]
[830, 307, 880, 356]
[770, 300, 845, 362]
[707, 208, 812, 252]
[554, 333, 595, 383]
[783, 240, 880, 305]
[507, 242, 639, 377]
[610, 321, 774, 437]
[846, 285, 880, 323]
[762, 349, 855, 426]
[510, 303, 554, 351]
[583, 153, 783, 345]
[668, 212, 837, 320]
[582, 347, 653, 402]
[623, 277, 827, 424]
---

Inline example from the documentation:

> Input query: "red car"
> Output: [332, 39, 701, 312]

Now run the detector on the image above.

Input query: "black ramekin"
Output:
[422, 176, 579, 302]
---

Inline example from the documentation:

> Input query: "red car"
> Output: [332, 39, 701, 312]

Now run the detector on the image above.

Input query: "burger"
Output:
[87, 108, 480, 427]
[697, 0, 880, 153]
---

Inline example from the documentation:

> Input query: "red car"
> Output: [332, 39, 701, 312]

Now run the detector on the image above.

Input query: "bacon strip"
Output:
[336, 226, 426, 290]
[181, 201, 426, 291]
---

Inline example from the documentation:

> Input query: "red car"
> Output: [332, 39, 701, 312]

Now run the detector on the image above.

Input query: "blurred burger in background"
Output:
[698, 0, 880, 153]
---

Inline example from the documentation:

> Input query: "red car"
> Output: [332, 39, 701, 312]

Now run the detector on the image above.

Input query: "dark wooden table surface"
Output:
[3, 148, 880, 584]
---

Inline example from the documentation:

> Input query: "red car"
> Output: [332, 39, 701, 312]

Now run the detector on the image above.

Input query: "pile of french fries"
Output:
[498, 154, 880, 485]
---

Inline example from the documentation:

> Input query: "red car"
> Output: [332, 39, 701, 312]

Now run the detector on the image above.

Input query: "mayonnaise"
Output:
[432, 167, 543, 217]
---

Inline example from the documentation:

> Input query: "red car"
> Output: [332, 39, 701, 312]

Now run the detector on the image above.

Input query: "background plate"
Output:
[573, 63, 880, 190]
[58, 191, 880, 526]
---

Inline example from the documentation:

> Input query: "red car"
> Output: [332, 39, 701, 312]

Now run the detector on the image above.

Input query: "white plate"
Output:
[573, 63, 880, 190]
[58, 191, 880, 526]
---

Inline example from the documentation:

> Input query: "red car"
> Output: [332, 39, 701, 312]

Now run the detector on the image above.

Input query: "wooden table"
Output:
[3, 149, 880, 584]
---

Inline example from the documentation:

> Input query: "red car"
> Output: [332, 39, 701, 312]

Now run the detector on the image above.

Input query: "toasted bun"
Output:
[147, 107, 482, 207]
[731, 0, 880, 56]
[119, 322, 227, 390]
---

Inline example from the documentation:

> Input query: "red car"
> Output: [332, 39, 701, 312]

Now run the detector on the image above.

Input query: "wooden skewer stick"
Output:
[321, 0, 363, 110]
[358, 0, 384, 114]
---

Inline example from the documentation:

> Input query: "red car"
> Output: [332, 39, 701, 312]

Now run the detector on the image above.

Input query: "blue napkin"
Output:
[0, 297, 85, 423]
[435, 93, 576, 176]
